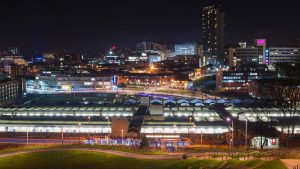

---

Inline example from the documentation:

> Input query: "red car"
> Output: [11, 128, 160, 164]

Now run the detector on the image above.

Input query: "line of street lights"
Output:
[226, 116, 248, 151]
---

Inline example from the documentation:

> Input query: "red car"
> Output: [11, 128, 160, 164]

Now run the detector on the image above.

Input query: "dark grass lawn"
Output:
[0, 150, 287, 169]
[0, 150, 222, 169]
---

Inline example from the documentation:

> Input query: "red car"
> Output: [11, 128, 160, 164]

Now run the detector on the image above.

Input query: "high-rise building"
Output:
[202, 5, 225, 65]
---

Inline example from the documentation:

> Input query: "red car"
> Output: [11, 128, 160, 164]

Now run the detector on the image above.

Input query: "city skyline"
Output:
[0, 0, 300, 53]
[1, 1, 300, 166]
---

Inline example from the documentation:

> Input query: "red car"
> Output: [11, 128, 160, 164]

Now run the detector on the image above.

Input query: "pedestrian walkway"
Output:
[281, 159, 300, 169]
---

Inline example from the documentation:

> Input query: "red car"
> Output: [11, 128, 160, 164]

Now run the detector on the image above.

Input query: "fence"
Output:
[184, 150, 281, 161]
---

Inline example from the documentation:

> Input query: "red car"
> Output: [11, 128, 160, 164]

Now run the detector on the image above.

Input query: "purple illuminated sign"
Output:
[256, 39, 266, 46]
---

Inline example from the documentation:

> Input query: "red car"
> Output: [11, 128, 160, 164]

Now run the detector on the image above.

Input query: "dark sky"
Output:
[0, 0, 300, 53]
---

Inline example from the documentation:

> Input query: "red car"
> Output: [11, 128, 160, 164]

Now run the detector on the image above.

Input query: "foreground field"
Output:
[0, 150, 287, 169]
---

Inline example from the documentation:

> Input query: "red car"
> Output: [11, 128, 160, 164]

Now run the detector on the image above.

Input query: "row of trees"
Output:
[249, 80, 300, 147]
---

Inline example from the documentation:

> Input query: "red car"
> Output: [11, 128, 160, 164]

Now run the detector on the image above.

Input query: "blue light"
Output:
[111, 75, 118, 85]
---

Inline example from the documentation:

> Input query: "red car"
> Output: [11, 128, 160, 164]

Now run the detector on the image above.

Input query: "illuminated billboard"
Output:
[256, 39, 266, 46]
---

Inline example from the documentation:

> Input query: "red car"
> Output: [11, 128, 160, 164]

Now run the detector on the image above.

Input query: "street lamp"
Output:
[78, 123, 81, 144]
[61, 127, 64, 144]
[106, 116, 110, 145]
[200, 129, 203, 148]
[245, 118, 248, 151]
[88, 116, 91, 138]
[26, 129, 29, 146]
[173, 124, 177, 134]
[121, 129, 124, 145]
[226, 117, 234, 149]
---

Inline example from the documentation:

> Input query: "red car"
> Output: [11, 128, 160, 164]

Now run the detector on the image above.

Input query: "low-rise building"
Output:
[268, 47, 300, 65]
[216, 66, 276, 92]
[27, 71, 116, 94]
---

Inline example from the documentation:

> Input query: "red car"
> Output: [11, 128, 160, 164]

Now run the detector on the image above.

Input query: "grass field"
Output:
[0, 150, 287, 169]
[0, 144, 164, 155]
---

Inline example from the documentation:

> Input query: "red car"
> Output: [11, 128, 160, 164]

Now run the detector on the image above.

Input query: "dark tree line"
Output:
[253, 81, 300, 147]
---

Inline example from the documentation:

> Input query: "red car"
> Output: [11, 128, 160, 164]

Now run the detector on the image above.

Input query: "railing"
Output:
[293, 163, 300, 169]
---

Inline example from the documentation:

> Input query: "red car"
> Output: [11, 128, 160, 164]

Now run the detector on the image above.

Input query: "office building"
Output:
[0, 56, 28, 66]
[216, 66, 276, 92]
[202, 5, 225, 64]
[236, 46, 265, 66]
[8, 47, 20, 55]
[3, 64, 24, 79]
[0, 79, 25, 107]
[174, 43, 198, 56]
[268, 47, 300, 65]
[239, 42, 247, 48]
[105, 49, 122, 65]
[26, 71, 116, 94]
[136, 40, 162, 51]
[227, 47, 237, 67]
[128, 50, 161, 65]
[235, 39, 266, 66]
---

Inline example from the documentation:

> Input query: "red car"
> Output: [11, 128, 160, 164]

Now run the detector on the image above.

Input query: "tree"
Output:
[255, 80, 300, 147]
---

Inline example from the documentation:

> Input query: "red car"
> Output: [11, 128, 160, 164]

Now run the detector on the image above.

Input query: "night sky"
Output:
[0, 0, 300, 53]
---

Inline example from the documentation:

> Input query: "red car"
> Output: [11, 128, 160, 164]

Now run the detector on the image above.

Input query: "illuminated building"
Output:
[105, 49, 122, 65]
[234, 39, 267, 67]
[0, 79, 25, 107]
[0, 104, 230, 146]
[174, 43, 198, 56]
[129, 41, 168, 65]
[268, 47, 300, 65]
[216, 66, 276, 92]
[238, 42, 247, 48]
[202, 5, 225, 65]
[227, 47, 237, 67]
[128, 50, 161, 65]
[136, 40, 162, 51]
[120, 73, 174, 87]
[26, 71, 117, 94]
[236, 47, 265, 66]
[8, 47, 20, 55]
[0, 56, 28, 66]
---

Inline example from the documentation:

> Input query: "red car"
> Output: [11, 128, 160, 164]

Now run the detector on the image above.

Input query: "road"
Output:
[27, 88, 220, 100]
[0, 138, 80, 145]
[0, 148, 183, 160]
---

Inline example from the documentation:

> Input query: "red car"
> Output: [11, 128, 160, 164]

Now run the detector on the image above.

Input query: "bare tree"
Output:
[259, 81, 300, 147]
